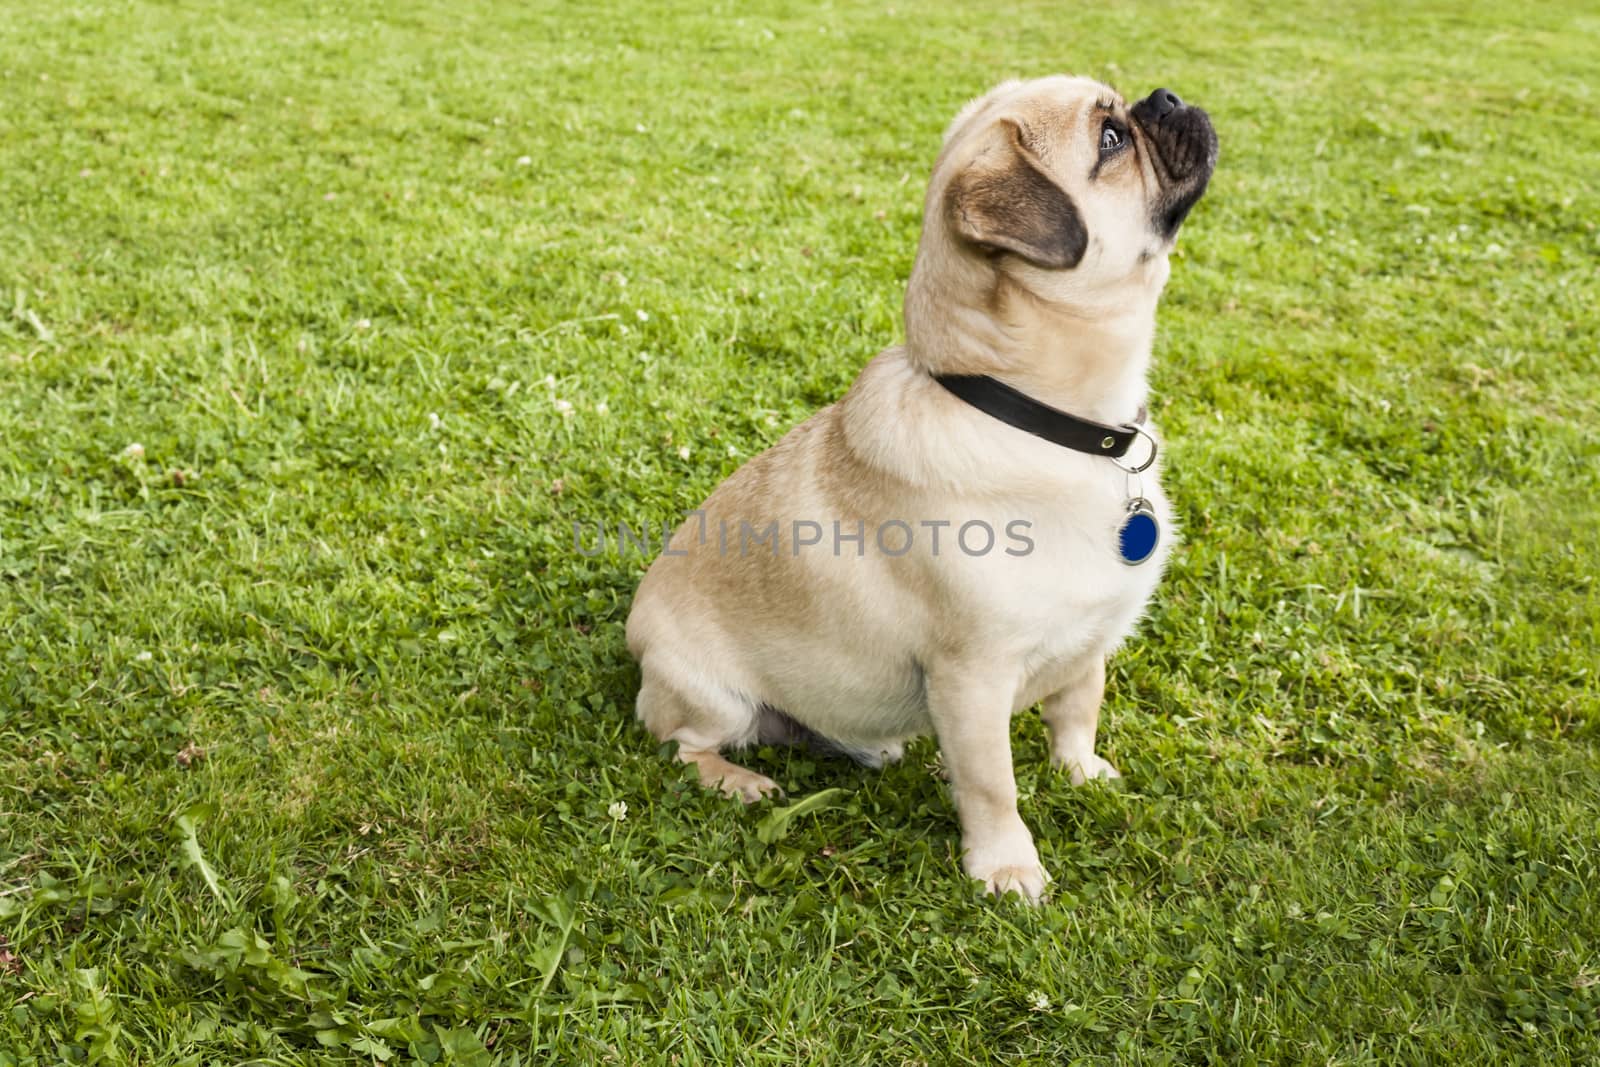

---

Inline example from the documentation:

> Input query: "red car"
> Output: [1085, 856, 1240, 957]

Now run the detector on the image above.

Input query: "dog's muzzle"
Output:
[1131, 87, 1219, 236]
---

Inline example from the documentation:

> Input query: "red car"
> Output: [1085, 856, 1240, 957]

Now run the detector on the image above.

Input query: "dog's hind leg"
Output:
[635, 657, 780, 803]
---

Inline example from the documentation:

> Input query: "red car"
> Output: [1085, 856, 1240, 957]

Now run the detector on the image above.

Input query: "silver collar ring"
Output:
[1111, 424, 1158, 475]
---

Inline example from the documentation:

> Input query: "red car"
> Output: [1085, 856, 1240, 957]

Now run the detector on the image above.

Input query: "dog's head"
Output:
[923, 76, 1217, 308]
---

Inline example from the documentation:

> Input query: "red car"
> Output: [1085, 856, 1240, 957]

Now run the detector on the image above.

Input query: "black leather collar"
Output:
[932, 374, 1146, 459]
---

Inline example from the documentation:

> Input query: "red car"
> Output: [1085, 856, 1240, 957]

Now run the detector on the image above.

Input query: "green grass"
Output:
[2, 0, 1598, 1062]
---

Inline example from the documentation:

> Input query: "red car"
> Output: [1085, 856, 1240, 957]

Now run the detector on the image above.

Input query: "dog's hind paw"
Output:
[720, 770, 782, 803]
[680, 749, 783, 803]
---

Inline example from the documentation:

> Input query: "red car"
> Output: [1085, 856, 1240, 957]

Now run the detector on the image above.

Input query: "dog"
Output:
[626, 76, 1217, 902]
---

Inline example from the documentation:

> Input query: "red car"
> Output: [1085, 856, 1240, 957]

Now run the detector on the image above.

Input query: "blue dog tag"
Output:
[1118, 498, 1160, 565]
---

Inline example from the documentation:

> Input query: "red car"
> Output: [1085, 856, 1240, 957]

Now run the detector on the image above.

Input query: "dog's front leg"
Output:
[1041, 655, 1121, 785]
[926, 661, 1049, 903]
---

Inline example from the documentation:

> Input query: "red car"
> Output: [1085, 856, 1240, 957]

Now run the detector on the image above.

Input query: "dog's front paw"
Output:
[965, 836, 1051, 904]
[1056, 752, 1121, 786]
[978, 862, 1051, 903]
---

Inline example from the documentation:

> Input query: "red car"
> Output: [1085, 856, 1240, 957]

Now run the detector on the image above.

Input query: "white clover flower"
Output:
[136, 651, 153, 662]
[355, 318, 371, 330]
[121, 443, 145, 460]
[595, 401, 609, 416]
[677, 445, 691, 460]
[1027, 990, 1051, 1012]
[428, 412, 441, 430]
[608, 800, 628, 821]
[635, 309, 650, 322]
[554, 399, 574, 417]
[516, 155, 532, 166]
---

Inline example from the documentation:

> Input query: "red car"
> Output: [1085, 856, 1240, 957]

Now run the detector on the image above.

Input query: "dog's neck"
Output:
[903, 261, 1161, 427]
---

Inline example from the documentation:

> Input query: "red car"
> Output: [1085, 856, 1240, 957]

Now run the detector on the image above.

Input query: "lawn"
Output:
[2, 0, 1598, 1062]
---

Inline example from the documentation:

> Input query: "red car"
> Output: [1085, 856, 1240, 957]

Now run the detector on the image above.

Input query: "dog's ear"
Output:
[945, 119, 1088, 270]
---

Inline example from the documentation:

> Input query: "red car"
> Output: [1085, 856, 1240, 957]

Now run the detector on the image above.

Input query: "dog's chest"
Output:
[958, 479, 1173, 663]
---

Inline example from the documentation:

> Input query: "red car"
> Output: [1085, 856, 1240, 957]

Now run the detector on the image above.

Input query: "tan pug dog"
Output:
[626, 76, 1217, 902]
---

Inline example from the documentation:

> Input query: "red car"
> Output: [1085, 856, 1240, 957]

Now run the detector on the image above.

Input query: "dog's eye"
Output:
[1099, 122, 1126, 155]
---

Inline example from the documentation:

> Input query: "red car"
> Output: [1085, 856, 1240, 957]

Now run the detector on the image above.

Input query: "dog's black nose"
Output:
[1142, 88, 1182, 118]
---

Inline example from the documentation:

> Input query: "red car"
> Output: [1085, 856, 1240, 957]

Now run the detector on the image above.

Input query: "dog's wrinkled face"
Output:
[934, 76, 1218, 304]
